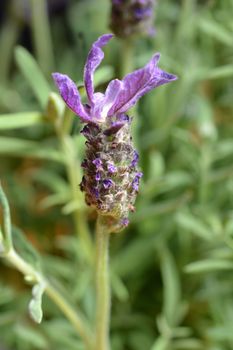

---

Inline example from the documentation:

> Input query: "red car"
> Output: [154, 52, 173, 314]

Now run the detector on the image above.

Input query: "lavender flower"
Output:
[110, 0, 156, 38]
[52, 34, 176, 232]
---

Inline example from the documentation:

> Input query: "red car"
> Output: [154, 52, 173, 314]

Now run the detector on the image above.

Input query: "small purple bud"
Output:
[131, 150, 139, 167]
[103, 179, 114, 189]
[132, 172, 143, 191]
[107, 163, 117, 173]
[121, 218, 129, 227]
[135, 172, 143, 179]
[95, 172, 101, 181]
[93, 158, 103, 169]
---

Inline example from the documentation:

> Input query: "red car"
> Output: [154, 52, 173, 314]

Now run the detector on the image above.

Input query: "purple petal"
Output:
[84, 34, 113, 105]
[109, 54, 177, 115]
[93, 79, 123, 121]
[52, 73, 90, 122]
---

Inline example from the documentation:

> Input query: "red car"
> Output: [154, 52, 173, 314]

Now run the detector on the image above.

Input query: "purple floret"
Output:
[131, 150, 139, 167]
[95, 172, 101, 181]
[103, 179, 115, 189]
[132, 172, 143, 191]
[107, 163, 117, 173]
[93, 158, 103, 169]
[121, 218, 129, 227]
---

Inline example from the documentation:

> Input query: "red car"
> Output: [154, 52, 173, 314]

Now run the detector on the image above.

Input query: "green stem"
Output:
[5, 248, 93, 350]
[95, 216, 111, 350]
[120, 39, 135, 77]
[120, 39, 139, 147]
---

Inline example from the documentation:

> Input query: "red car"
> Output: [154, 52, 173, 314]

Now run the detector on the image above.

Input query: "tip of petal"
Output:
[95, 33, 114, 46]
[151, 53, 161, 66]
[161, 71, 178, 81]
[52, 72, 68, 86]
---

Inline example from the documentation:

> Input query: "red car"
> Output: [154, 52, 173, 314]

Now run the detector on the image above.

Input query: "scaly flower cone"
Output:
[80, 115, 142, 232]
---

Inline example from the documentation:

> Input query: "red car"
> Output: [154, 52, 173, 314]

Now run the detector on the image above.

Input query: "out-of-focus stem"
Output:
[120, 39, 134, 77]
[95, 216, 111, 350]
[120, 39, 139, 147]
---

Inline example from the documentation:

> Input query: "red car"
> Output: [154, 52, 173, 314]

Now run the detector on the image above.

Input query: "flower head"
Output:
[52, 34, 177, 232]
[110, 0, 156, 38]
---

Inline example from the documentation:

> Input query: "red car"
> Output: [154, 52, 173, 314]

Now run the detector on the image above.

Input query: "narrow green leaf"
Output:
[195, 65, 233, 81]
[133, 193, 192, 223]
[173, 338, 203, 349]
[198, 17, 233, 46]
[111, 271, 129, 302]
[213, 140, 233, 161]
[150, 337, 170, 350]
[29, 0, 55, 75]
[0, 137, 64, 162]
[176, 211, 212, 241]
[0, 112, 44, 130]
[159, 246, 181, 327]
[184, 259, 233, 274]
[14, 46, 51, 108]
[15, 323, 48, 348]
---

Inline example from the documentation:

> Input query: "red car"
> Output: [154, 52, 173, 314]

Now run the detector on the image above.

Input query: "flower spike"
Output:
[52, 34, 177, 231]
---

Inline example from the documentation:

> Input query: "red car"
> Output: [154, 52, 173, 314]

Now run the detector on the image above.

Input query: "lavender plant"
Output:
[52, 33, 176, 349]
[1, 1, 233, 349]
[0, 32, 177, 350]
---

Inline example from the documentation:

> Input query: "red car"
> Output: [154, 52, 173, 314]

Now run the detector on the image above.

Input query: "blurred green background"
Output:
[0, 0, 233, 349]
